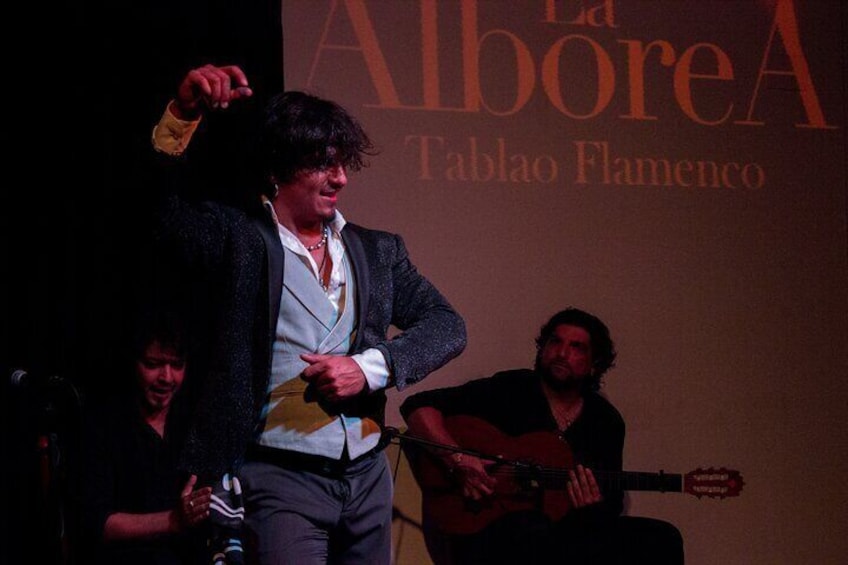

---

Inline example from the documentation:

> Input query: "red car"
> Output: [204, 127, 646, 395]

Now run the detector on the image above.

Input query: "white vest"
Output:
[256, 247, 380, 459]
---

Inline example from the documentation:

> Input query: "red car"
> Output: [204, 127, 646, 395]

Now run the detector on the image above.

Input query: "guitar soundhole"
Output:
[513, 467, 543, 492]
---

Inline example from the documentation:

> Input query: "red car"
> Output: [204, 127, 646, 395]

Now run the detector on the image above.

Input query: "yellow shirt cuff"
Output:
[151, 101, 201, 156]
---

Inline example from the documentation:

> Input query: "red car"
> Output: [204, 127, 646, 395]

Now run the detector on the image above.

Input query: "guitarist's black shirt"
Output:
[401, 370, 684, 565]
[400, 368, 626, 519]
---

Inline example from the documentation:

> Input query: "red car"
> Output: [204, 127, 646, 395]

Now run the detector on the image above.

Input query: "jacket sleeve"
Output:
[353, 229, 467, 391]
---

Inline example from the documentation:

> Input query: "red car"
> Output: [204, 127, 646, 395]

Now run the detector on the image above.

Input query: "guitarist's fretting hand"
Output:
[449, 454, 498, 501]
[567, 464, 603, 508]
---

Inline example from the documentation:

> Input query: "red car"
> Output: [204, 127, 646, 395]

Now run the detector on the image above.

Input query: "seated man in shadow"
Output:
[71, 303, 215, 564]
[400, 307, 684, 564]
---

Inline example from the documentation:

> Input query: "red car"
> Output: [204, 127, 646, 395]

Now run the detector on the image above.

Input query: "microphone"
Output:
[10, 369, 68, 390]
[10, 369, 83, 425]
[377, 426, 401, 450]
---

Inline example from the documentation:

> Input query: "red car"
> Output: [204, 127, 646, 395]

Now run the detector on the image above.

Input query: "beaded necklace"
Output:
[305, 225, 329, 251]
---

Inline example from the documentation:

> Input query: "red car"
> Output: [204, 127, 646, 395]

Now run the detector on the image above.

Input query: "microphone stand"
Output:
[385, 427, 538, 471]
[385, 426, 547, 559]
[12, 371, 83, 565]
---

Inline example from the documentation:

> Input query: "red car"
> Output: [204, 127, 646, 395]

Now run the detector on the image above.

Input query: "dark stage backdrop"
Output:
[279, 1, 847, 564]
[4, 2, 282, 563]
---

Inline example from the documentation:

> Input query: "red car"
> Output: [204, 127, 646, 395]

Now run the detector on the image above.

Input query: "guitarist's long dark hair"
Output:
[534, 307, 617, 392]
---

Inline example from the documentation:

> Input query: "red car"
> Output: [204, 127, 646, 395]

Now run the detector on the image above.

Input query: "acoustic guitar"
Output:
[403, 414, 743, 535]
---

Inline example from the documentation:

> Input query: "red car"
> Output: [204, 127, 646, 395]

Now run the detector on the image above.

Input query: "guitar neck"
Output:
[595, 470, 683, 493]
[520, 466, 683, 494]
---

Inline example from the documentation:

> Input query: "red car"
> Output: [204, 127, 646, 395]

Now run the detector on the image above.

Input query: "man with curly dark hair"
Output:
[401, 307, 683, 564]
[149, 64, 467, 564]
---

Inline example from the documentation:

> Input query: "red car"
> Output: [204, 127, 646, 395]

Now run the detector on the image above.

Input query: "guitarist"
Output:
[400, 307, 684, 564]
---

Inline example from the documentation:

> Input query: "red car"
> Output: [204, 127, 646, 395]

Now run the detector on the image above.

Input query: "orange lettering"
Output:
[543, 0, 617, 28]
[542, 35, 615, 119]
[308, 0, 401, 106]
[737, 0, 836, 129]
[674, 43, 734, 126]
[618, 39, 676, 121]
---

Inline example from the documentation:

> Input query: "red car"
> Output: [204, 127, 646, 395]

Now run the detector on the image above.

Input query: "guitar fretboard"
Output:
[503, 465, 683, 493]
[597, 470, 683, 493]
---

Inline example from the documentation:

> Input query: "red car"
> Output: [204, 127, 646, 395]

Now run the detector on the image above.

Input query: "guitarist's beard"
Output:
[535, 356, 592, 394]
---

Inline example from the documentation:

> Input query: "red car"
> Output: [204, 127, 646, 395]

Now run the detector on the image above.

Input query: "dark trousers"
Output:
[240, 450, 393, 565]
[425, 511, 684, 565]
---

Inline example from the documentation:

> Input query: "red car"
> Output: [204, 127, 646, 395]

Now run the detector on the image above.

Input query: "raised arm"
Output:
[171, 64, 253, 120]
[152, 64, 254, 157]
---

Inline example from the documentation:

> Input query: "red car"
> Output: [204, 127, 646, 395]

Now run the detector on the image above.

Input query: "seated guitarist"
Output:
[400, 307, 684, 564]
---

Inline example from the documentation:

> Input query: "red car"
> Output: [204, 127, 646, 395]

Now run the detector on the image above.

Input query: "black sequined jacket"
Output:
[153, 194, 467, 476]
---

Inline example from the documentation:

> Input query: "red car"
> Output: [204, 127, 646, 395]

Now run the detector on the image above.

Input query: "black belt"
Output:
[246, 444, 381, 477]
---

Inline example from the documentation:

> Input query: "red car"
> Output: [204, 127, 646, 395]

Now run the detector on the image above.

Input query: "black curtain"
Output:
[4, 2, 282, 563]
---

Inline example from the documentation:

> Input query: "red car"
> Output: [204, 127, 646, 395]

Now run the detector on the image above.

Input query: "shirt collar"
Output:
[261, 198, 347, 246]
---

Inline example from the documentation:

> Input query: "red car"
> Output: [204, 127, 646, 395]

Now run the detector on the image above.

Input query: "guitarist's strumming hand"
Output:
[567, 464, 603, 508]
[447, 453, 498, 501]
